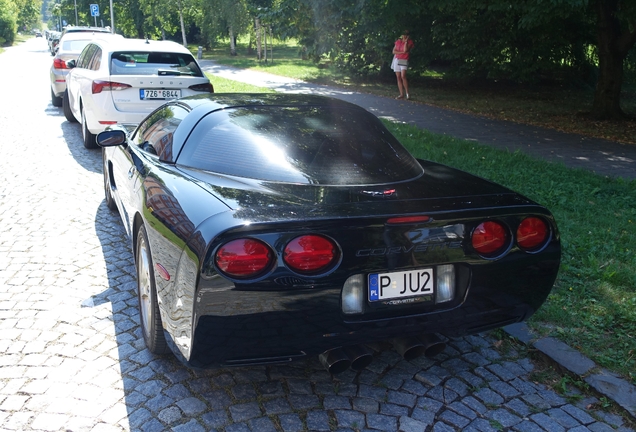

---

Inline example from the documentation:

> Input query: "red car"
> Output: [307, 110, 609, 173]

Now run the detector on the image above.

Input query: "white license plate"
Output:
[140, 89, 181, 100]
[369, 268, 434, 302]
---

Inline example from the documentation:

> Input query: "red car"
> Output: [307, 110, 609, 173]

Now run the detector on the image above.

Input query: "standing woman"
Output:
[391, 30, 414, 100]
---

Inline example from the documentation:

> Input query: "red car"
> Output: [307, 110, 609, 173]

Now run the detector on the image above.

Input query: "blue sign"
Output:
[90, 4, 99, 17]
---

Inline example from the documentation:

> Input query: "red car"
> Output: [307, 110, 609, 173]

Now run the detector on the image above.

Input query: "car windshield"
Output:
[176, 105, 424, 186]
[110, 51, 203, 77]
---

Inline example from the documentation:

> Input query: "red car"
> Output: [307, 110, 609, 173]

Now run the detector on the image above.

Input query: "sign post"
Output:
[90, 4, 99, 27]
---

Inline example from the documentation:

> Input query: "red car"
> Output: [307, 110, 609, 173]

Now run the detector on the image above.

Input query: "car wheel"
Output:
[136, 225, 169, 354]
[102, 148, 117, 211]
[62, 90, 77, 123]
[51, 88, 62, 107]
[81, 106, 97, 149]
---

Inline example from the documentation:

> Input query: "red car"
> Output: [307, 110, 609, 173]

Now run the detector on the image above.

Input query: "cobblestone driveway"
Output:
[0, 38, 632, 432]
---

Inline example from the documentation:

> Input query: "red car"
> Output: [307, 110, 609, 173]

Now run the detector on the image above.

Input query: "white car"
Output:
[50, 32, 122, 107]
[63, 38, 214, 149]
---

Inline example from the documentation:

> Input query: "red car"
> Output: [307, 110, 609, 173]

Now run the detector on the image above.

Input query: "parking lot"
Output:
[0, 37, 632, 431]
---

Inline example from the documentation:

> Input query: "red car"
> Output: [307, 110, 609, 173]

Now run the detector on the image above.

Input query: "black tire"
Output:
[51, 88, 62, 107]
[82, 106, 97, 149]
[103, 148, 117, 211]
[136, 225, 169, 354]
[62, 90, 77, 123]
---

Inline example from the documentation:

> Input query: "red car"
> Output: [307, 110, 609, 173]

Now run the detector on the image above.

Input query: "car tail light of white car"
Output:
[92, 80, 132, 94]
[188, 83, 214, 93]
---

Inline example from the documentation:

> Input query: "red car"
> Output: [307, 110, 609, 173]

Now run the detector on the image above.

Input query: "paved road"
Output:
[199, 62, 636, 181]
[0, 38, 633, 431]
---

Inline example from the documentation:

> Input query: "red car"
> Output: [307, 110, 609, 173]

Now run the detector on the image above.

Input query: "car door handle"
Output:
[128, 166, 136, 179]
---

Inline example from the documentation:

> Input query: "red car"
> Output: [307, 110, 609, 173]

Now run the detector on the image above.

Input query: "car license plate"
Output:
[369, 268, 434, 302]
[140, 89, 181, 100]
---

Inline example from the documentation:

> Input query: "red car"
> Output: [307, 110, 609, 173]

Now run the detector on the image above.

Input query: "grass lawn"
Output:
[199, 40, 636, 386]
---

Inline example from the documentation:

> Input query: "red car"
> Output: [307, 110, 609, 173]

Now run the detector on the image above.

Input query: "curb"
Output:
[504, 322, 636, 420]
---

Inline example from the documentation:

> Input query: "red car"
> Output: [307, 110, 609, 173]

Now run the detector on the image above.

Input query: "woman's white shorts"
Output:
[391, 57, 408, 72]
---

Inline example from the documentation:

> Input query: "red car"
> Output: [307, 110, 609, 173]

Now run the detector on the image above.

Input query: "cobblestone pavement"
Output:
[0, 38, 633, 432]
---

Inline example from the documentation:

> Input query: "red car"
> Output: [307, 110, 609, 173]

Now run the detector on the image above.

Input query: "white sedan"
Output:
[63, 38, 214, 149]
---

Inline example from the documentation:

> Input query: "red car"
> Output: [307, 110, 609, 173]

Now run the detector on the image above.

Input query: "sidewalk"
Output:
[201, 60, 636, 420]
[199, 60, 636, 181]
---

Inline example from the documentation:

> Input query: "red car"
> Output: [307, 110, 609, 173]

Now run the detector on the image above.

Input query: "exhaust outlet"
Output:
[343, 345, 373, 372]
[392, 337, 428, 361]
[420, 333, 446, 358]
[318, 348, 351, 375]
[392, 334, 446, 361]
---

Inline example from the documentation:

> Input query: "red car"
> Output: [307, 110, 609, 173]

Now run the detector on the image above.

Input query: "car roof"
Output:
[59, 32, 121, 42]
[92, 38, 193, 54]
[62, 26, 110, 34]
[176, 93, 359, 114]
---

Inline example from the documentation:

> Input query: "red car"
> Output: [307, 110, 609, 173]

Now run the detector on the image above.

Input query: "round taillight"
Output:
[215, 239, 273, 278]
[472, 221, 509, 255]
[517, 217, 549, 250]
[284, 235, 338, 273]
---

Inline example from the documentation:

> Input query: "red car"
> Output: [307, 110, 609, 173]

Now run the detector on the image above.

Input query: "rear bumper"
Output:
[181, 250, 560, 368]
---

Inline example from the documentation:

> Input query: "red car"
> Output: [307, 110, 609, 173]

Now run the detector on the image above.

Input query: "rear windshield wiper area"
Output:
[157, 69, 181, 76]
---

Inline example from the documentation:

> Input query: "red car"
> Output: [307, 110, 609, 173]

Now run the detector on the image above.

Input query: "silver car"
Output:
[49, 32, 122, 107]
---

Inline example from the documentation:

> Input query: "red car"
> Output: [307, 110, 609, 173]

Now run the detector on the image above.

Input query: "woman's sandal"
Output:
[396, 95, 404, 100]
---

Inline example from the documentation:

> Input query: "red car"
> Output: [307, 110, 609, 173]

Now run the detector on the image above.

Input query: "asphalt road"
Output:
[0, 38, 632, 432]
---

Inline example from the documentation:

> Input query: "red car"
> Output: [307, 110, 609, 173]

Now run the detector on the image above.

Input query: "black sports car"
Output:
[98, 94, 560, 373]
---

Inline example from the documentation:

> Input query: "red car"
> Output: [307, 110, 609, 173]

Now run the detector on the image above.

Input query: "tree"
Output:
[592, 0, 636, 119]
[195, 0, 249, 54]
[0, 0, 18, 45]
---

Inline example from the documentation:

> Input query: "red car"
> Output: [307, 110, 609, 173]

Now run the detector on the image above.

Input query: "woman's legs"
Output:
[395, 72, 404, 98]
[400, 70, 409, 99]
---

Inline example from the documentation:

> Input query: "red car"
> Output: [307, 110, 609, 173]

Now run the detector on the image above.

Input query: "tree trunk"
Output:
[229, 26, 236, 56]
[178, 0, 187, 47]
[591, 0, 636, 120]
[255, 18, 262, 60]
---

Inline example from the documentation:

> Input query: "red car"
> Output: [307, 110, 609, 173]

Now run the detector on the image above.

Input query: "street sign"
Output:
[90, 4, 99, 17]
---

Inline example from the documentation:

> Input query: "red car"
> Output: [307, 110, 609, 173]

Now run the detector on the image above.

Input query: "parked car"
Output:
[35, 30, 42, 37]
[50, 32, 122, 107]
[60, 25, 110, 38]
[47, 31, 61, 55]
[64, 38, 214, 149]
[96, 93, 561, 372]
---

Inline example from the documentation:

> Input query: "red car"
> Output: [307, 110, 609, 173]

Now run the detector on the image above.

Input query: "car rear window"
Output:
[110, 51, 203, 77]
[62, 39, 91, 52]
[176, 106, 424, 186]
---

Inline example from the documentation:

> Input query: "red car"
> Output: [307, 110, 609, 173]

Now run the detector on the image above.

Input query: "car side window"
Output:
[87, 47, 102, 70]
[134, 105, 188, 162]
[77, 44, 97, 69]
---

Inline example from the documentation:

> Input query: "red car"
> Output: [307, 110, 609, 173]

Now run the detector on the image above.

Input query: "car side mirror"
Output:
[97, 130, 126, 147]
[66, 59, 75, 68]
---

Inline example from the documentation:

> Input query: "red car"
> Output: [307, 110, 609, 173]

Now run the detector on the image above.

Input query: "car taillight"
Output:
[517, 217, 549, 251]
[53, 58, 68, 69]
[284, 235, 338, 273]
[472, 221, 509, 255]
[215, 238, 273, 278]
[92, 80, 132, 94]
[189, 82, 214, 93]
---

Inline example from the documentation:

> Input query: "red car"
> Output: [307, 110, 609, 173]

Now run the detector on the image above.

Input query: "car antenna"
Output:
[145, 37, 150, 44]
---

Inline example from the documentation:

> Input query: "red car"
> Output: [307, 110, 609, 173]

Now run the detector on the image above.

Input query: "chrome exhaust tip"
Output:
[392, 334, 447, 361]
[392, 337, 428, 361]
[420, 333, 446, 358]
[343, 345, 374, 372]
[318, 348, 351, 375]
